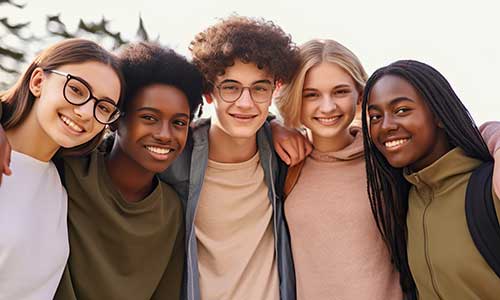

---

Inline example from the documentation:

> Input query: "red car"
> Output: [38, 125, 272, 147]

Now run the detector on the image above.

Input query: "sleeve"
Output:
[479, 121, 500, 155]
[151, 218, 186, 300]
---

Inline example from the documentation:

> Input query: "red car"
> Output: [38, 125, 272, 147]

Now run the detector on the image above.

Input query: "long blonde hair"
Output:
[275, 39, 367, 128]
[0, 38, 124, 156]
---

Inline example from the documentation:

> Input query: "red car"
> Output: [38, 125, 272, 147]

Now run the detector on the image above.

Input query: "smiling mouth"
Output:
[314, 116, 341, 125]
[230, 113, 257, 120]
[59, 114, 84, 133]
[384, 138, 410, 149]
[145, 146, 173, 155]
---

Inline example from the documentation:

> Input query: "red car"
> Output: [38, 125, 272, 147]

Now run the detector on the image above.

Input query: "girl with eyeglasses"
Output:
[0, 38, 124, 299]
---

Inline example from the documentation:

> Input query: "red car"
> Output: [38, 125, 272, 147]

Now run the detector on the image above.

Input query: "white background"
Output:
[4, 0, 500, 124]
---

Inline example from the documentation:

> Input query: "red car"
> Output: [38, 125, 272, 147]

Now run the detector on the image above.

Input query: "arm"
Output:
[479, 121, 500, 197]
[270, 119, 312, 166]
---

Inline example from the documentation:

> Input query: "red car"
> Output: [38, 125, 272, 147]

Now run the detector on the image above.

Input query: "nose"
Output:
[319, 96, 336, 113]
[73, 100, 94, 121]
[234, 88, 254, 109]
[152, 121, 172, 143]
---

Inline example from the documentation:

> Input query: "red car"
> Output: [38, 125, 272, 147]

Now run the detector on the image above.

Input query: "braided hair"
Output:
[361, 60, 492, 300]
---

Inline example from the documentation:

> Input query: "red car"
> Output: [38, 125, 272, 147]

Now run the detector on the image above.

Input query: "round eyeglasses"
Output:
[214, 81, 275, 103]
[44, 69, 121, 124]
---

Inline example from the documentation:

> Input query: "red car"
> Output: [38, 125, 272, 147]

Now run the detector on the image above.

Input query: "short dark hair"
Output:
[189, 15, 300, 92]
[118, 42, 203, 120]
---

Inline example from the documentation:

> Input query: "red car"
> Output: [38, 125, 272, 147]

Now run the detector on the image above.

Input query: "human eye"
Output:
[97, 103, 111, 113]
[221, 83, 240, 91]
[395, 107, 411, 115]
[173, 119, 188, 127]
[252, 84, 270, 93]
[334, 89, 351, 96]
[140, 115, 157, 122]
[368, 112, 382, 123]
[67, 83, 85, 97]
[303, 92, 319, 99]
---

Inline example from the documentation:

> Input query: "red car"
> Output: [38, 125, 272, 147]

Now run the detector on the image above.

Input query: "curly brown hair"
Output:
[189, 15, 300, 92]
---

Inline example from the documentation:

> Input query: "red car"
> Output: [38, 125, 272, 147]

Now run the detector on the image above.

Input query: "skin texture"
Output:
[106, 84, 190, 202]
[6, 62, 121, 162]
[367, 75, 451, 172]
[301, 62, 360, 152]
[207, 60, 273, 163]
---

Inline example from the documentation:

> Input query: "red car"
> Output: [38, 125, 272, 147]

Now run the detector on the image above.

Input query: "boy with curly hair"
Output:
[161, 15, 300, 300]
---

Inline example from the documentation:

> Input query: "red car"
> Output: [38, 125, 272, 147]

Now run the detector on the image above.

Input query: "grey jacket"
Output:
[160, 118, 296, 300]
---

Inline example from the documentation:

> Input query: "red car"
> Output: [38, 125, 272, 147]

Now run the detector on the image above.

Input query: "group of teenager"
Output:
[0, 14, 499, 300]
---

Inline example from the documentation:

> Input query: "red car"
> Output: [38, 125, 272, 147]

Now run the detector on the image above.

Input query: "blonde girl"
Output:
[275, 39, 402, 300]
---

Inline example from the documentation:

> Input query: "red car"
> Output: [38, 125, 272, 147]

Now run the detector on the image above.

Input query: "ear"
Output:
[204, 93, 213, 104]
[437, 119, 445, 129]
[29, 67, 45, 98]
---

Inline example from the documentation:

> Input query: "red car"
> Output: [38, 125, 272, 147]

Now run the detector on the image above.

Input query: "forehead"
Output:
[216, 60, 273, 84]
[131, 84, 190, 114]
[57, 61, 121, 103]
[304, 62, 355, 87]
[368, 75, 421, 105]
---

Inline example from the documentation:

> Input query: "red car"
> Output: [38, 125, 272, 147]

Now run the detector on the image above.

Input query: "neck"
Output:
[106, 139, 156, 202]
[6, 108, 59, 162]
[309, 128, 354, 153]
[208, 124, 258, 163]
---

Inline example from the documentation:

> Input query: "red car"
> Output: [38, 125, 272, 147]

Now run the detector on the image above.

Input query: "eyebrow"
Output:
[367, 96, 415, 110]
[219, 79, 273, 85]
[303, 83, 352, 92]
[136, 107, 189, 118]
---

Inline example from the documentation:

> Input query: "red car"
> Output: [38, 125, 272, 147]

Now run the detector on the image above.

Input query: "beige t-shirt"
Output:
[194, 152, 279, 300]
[286, 128, 402, 300]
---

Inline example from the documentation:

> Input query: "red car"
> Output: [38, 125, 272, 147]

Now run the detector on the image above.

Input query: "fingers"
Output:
[275, 142, 292, 165]
[290, 138, 305, 166]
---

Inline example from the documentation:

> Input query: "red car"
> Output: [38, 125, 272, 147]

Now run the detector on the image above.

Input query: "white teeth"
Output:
[146, 146, 172, 155]
[316, 116, 340, 123]
[60, 115, 84, 132]
[385, 139, 409, 148]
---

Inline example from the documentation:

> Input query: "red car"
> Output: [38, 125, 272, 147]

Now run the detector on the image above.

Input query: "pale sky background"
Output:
[4, 0, 500, 124]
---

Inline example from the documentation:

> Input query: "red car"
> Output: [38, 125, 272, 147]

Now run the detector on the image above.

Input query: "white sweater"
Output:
[0, 151, 69, 300]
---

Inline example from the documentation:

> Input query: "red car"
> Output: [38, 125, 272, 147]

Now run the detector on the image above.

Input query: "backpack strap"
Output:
[283, 159, 305, 199]
[465, 161, 500, 278]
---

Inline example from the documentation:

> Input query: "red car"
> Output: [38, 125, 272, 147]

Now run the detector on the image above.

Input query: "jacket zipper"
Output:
[422, 184, 443, 300]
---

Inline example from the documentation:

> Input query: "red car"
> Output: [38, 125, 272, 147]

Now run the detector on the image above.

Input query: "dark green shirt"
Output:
[54, 151, 184, 300]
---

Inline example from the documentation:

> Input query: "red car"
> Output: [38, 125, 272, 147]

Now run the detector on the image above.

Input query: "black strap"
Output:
[465, 161, 500, 278]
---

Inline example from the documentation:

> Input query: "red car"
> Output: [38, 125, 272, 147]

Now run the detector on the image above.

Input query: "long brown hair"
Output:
[0, 38, 124, 156]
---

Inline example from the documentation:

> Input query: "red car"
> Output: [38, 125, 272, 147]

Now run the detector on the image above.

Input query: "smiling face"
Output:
[367, 75, 451, 171]
[33, 61, 121, 149]
[115, 83, 190, 174]
[210, 60, 273, 141]
[301, 62, 360, 150]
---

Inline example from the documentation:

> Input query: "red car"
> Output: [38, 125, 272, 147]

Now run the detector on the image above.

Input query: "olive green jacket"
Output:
[405, 148, 500, 300]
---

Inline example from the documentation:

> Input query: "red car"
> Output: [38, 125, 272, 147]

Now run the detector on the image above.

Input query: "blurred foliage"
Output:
[0, 0, 152, 90]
